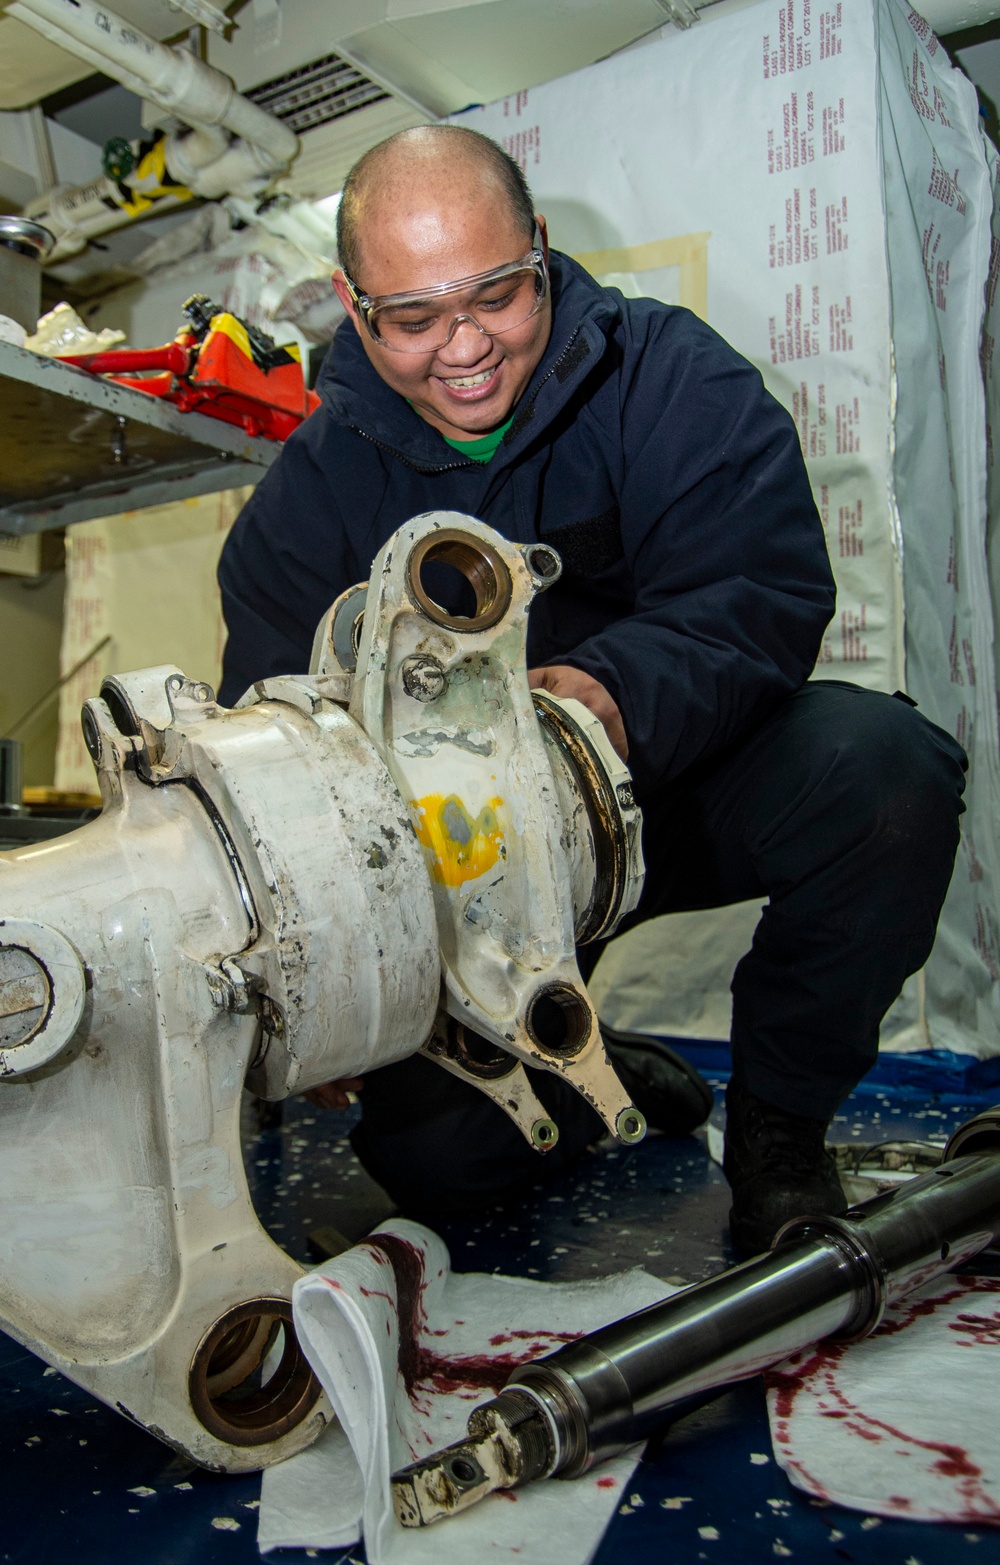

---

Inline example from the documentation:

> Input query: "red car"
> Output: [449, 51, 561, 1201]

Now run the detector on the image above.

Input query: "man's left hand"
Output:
[527, 664, 628, 760]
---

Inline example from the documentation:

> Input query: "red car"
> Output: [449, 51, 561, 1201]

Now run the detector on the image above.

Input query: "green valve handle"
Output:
[102, 137, 135, 182]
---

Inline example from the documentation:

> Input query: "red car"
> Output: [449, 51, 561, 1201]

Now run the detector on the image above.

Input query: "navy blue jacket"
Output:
[218, 252, 834, 797]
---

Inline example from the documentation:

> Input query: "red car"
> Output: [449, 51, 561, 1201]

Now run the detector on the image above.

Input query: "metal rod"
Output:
[4, 636, 111, 740]
[391, 1104, 1000, 1527]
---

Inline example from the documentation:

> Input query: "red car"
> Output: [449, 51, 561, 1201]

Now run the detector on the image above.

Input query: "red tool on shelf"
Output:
[61, 294, 320, 443]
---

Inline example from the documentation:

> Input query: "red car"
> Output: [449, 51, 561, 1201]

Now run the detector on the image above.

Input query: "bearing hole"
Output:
[448, 1019, 518, 1079]
[190, 1300, 321, 1446]
[419, 556, 480, 619]
[526, 984, 591, 1057]
[408, 532, 512, 632]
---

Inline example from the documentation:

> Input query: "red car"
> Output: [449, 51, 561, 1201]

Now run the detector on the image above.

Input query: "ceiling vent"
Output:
[245, 54, 389, 137]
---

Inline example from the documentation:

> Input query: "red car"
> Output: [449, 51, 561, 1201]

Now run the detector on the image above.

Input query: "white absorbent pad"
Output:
[258, 1218, 674, 1559]
[765, 1273, 1000, 1524]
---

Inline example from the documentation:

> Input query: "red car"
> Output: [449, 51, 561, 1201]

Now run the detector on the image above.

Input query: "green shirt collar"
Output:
[405, 403, 515, 464]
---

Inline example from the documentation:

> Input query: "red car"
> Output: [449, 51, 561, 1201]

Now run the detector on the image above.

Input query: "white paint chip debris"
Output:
[905, 1557, 923, 1565]
[767, 1498, 791, 1511]
[128, 1486, 155, 1497]
[211, 1516, 241, 1531]
[698, 1525, 720, 1540]
[174, 1482, 193, 1491]
[629, 1493, 644, 1507]
[25, 1436, 40, 1446]
[661, 1496, 693, 1510]
[619, 1503, 634, 1515]
[42, 1366, 57, 1377]
[860, 1517, 882, 1530]
[49, 1408, 69, 1416]
[829, 1531, 844, 1542]
[773, 1544, 793, 1558]
[243, 1499, 261, 1509]
[750, 1452, 770, 1465]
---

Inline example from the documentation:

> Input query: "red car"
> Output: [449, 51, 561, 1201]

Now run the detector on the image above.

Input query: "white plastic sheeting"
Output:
[54, 489, 250, 794]
[458, 0, 1000, 1059]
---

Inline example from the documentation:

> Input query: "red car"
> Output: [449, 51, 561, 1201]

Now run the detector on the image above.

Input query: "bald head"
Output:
[336, 125, 536, 288]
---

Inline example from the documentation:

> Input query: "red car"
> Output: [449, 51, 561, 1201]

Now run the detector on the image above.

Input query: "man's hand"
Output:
[527, 664, 628, 760]
[305, 1077, 364, 1111]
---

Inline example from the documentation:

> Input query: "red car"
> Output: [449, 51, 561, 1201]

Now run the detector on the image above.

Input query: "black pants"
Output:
[351, 682, 967, 1216]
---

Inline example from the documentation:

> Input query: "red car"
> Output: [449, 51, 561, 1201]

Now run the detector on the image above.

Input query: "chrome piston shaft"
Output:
[391, 1105, 1000, 1526]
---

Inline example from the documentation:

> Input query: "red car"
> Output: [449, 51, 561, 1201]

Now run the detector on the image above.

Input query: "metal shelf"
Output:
[0, 340, 279, 535]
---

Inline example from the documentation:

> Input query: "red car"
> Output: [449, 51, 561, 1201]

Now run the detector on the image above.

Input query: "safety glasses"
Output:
[343, 233, 549, 354]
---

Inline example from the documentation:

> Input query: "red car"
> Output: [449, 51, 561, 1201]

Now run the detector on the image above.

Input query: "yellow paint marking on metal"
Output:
[411, 794, 506, 886]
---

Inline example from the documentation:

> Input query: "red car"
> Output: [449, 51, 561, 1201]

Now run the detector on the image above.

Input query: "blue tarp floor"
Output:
[2, 1058, 996, 1565]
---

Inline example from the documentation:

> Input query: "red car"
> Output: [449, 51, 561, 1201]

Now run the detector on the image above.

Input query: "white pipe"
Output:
[9, 0, 297, 171]
[164, 124, 230, 182]
[920, 0, 1000, 33]
[22, 173, 190, 258]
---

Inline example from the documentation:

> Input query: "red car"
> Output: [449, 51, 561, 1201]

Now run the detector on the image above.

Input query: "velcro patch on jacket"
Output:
[541, 506, 623, 575]
[555, 336, 592, 383]
[505, 399, 536, 442]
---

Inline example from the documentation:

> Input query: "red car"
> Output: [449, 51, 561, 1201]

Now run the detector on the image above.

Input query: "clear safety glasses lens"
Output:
[359, 256, 548, 353]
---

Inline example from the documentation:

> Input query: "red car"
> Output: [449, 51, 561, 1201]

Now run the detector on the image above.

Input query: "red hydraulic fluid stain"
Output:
[949, 1308, 1000, 1347]
[596, 1477, 617, 1490]
[489, 1329, 580, 1347]
[363, 1234, 580, 1400]
[873, 1283, 969, 1336]
[359, 1287, 394, 1306]
[764, 1278, 1000, 1523]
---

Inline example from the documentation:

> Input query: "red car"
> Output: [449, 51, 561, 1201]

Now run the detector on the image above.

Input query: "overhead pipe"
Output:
[392, 1103, 1000, 1527]
[10, 0, 297, 257]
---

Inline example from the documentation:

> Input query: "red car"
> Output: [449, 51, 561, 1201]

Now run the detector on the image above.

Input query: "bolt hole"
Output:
[447, 1455, 481, 1485]
[940, 1241, 951, 1262]
[408, 531, 512, 632]
[526, 984, 591, 1057]
[525, 544, 561, 581]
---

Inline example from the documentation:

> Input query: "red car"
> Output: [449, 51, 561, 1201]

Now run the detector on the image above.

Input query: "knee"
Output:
[779, 685, 964, 857]
[807, 685, 967, 847]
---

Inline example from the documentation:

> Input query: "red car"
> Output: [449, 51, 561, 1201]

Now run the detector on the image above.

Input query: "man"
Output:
[219, 125, 966, 1253]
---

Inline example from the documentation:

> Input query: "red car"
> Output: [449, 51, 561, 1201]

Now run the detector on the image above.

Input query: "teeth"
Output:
[443, 368, 495, 389]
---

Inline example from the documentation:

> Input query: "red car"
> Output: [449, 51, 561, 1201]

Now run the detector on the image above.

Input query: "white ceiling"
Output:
[1, 0, 998, 119]
[0, 0, 677, 113]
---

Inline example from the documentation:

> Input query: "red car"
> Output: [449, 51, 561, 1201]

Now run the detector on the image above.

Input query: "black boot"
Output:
[602, 1024, 713, 1137]
[723, 1079, 847, 1255]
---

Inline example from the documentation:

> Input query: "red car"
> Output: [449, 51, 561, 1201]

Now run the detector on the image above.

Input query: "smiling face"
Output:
[332, 157, 551, 442]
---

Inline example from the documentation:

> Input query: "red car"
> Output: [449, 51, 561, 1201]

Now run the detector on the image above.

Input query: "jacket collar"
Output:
[316, 252, 620, 474]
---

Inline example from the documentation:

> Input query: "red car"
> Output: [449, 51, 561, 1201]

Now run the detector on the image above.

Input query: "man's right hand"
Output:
[305, 1078, 364, 1111]
[528, 663, 629, 760]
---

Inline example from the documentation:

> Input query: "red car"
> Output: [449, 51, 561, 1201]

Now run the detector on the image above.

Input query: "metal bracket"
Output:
[653, 0, 701, 26]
